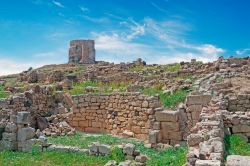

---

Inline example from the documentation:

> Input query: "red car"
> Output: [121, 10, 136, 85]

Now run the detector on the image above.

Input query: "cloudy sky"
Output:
[0, 0, 250, 75]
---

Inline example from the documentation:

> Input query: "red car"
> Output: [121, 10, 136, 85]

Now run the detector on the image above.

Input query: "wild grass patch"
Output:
[225, 134, 250, 157]
[140, 87, 189, 108]
[48, 132, 187, 166]
[0, 85, 10, 99]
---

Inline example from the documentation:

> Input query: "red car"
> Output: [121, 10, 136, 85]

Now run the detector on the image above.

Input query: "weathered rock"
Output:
[105, 160, 117, 166]
[37, 117, 48, 131]
[17, 112, 30, 125]
[227, 155, 250, 166]
[123, 143, 135, 156]
[17, 127, 36, 141]
[99, 144, 111, 156]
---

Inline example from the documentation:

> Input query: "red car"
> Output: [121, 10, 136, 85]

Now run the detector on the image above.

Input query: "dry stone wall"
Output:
[69, 93, 161, 140]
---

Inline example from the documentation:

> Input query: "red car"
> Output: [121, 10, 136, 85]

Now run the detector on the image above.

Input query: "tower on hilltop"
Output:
[68, 40, 95, 64]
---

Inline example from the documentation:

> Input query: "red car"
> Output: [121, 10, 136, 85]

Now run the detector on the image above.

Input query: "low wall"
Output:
[227, 93, 250, 112]
[69, 93, 161, 140]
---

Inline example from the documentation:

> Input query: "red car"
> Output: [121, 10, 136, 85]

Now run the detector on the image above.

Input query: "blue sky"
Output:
[0, 0, 250, 75]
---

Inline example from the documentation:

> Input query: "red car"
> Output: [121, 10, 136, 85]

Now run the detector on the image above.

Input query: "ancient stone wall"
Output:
[149, 107, 187, 146]
[227, 93, 250, 112]
[68, 93, 161, 140]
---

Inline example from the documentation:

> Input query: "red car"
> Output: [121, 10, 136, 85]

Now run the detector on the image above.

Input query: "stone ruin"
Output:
[2, 55, 250, 165]
[0, 112, 44, 152]
[68, 40, 95, 64]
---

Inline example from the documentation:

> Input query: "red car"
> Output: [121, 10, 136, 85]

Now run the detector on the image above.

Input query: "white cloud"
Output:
[0, 58, 45, 76]
[91, 17, 224, 64]
[52, 0, 64, 8]
[150, 2, 168, 13]
[79, 6, 89, 13]
[236, 48, 250, 56]
[81, 15, 109, 23]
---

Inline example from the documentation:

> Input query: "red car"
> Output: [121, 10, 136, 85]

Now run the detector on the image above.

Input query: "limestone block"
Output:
[188, 105, 203, 112]
[149, 130, 159, 144]
[187, 134, 204, 147]
[17, 127, 35, 141]
[99, 144, 111, 156]
[227, 155, 250, 166]
[5, 122, 17, 133]
[0, 140, 17, 151]
[161, 122, 180, 132]
[195, 160, 221, 166]
[186, 95, 211, 106]
[135, 155, 147, 163]
[17, 112, 30, 125]
[232, 125, 250, 133]
[2, 132, 17, 142]
[123, 143, 135, 156]
[89, 142, 100, 154]
[155, 110, 179, 122]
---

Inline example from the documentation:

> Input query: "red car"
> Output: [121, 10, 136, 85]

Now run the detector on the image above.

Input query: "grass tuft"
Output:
[225, 134, 250, 157]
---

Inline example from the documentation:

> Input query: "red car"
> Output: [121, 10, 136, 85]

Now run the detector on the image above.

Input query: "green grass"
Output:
[48, 132, 187, 166]
[0, 148, 124, 166]
[140, 87, 189, 108]
[0, 85, 10, 99]
[69, 81, 129, 95]
[129, 65, 158, 72]
[225, 134, 250, 157]
[163, 63, 181, 72]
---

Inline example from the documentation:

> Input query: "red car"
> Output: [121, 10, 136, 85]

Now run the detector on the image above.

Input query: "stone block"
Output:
[2, 132, 17, 142]
[168, 131, 183, 141]
[5, 122, 17, 133]
[232, 125, 250, 133]
[186, 95, 211, 106]
[17, 112, 31, 125]
[161, 122, 180, 132]
[188, 105, 203, 112]
[155, 110, 179, 122]
[89, 142, 100, 153]
[187, 134, 204, 147]
[99, 144, 111, 156]
[17, 127, 35, 141]
[19, 139, 35, 152]
[149, 130, 159, 144]
[135, 155, 147, 163]
[227, 155, 250, 166]
[0, 140, 17, 151]
[123, 143, 135, 156]
[195, 160, 221, 166]
[131, 126, 141, 134]
[79, 120, 89, 127]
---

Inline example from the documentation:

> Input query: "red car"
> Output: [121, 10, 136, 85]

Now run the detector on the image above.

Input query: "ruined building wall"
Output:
[69, 40, 95, 64]
[68, 93, 161, 140]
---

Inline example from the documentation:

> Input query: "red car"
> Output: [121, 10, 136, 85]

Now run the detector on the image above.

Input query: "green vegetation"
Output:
[140, 87, 189, 108]
[225, 134, 250, 157]
[0, 85, 10, 99]
[48, 132, 187, 166]
[129, 65, 158, 72]
[159, 90, 188, 108]
[0, 148, 124, 166]
[163, 63, 181, 72]
[129, 63, 181, 73]
[216, 76, 224, 83]
[69, 81, 129, 95]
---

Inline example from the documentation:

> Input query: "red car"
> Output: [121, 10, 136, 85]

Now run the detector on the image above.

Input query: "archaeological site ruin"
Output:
[1, 40, 250, 165]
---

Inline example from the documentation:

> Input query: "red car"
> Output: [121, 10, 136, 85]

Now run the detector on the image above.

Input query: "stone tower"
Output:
[68, 40, 95, 64]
